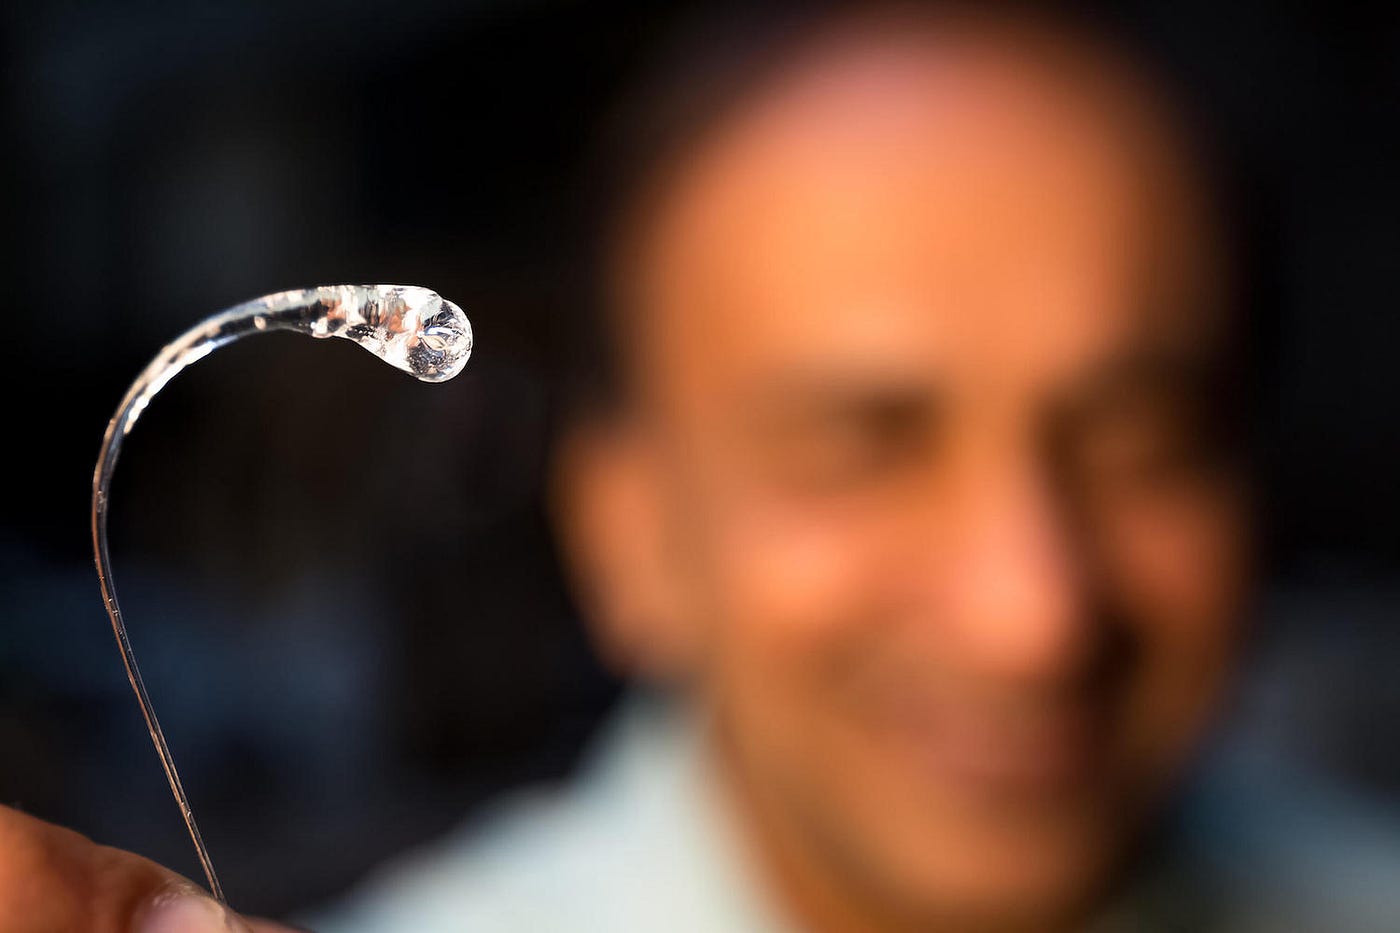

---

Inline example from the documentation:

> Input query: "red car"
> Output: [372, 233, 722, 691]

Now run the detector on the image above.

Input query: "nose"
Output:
[917, 452, 1091, 685]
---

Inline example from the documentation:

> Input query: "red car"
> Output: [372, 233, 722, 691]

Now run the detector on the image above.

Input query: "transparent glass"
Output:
[91, 285, 472, 902]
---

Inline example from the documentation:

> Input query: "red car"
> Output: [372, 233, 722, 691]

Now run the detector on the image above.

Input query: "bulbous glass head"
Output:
[313, 284, 473, 382]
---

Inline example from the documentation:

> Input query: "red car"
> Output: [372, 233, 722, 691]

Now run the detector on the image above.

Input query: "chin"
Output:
[896, 839, 1113, 928]
[845, 782, 1128, 930]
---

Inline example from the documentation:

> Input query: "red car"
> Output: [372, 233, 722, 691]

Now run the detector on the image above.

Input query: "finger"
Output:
[0, 804, 277, 933]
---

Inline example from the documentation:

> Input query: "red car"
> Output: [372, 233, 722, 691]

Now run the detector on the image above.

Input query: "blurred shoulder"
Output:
[1171, 751, 1400, 932]
[307, 697, 783, 933]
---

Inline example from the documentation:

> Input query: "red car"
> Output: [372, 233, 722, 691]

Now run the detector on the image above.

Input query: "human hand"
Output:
[0, 804, 302, 932]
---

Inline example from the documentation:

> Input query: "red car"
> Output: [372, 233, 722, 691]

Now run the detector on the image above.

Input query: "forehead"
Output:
[618, 17, 1221, 407]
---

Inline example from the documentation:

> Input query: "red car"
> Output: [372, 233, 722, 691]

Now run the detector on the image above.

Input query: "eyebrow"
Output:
[743, 367, 944, 419]
[1062, 346, 1225, 407]
[732, 343, 1230, 444]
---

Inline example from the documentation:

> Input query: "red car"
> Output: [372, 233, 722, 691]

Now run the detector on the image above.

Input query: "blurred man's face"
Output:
[562, 20, 1249, 932]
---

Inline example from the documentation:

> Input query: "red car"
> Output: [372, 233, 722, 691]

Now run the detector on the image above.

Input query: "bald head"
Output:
[604, 6, 1225, 394]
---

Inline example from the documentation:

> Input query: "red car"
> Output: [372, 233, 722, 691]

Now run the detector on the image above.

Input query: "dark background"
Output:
[1, 0, 1397, 921]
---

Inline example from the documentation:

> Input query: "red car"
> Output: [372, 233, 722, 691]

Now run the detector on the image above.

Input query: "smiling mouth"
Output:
[877, 696, 1108, 801]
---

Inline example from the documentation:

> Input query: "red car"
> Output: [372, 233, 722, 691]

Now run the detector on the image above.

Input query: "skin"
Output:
[557, 13, 1249, 933]
[0, 11, 1245, 933]
[0, 805, 294, 932]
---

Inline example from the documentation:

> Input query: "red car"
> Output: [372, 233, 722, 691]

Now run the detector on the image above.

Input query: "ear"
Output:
[550, 417, 699, 684]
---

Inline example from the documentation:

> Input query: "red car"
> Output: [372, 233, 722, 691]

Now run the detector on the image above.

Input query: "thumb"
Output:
[0, 804, 300, 933]
[135, 891, 253, 933]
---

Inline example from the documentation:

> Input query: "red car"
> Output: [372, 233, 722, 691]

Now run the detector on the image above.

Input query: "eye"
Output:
[1063, 396, 1219, 494]
[759, 395, 934, 492]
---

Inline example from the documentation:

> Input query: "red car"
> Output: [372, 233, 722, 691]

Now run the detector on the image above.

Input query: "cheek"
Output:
[712, 500, 884, 661]
[1093, 485, 1250, 766]
[1106, 488, 1246, 641]
[696, 496, 896, 733]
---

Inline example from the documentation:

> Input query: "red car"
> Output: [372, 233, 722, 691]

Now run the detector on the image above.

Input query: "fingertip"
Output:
[136, 889, 253, 933]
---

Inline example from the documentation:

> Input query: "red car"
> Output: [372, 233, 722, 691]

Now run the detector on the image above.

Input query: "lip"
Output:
[877, 697, 1103, 800]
